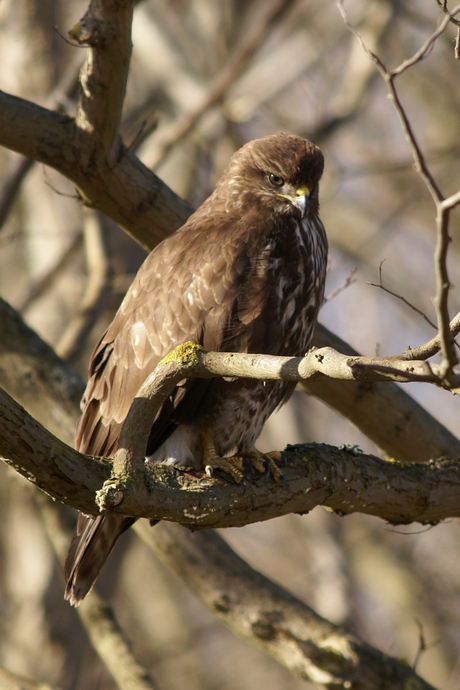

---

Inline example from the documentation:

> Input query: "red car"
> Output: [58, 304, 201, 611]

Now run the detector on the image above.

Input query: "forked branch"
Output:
[2, 341, 460, 529]
[338, 0, 460, 383]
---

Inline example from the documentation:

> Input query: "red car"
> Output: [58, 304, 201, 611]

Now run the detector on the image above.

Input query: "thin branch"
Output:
[369, 260, 438, 330]
[395, 310, 460, 360]
[2, 349, 460, 528]
[55, 209, 112, 363]
[433, 203, 457, 376]
[442, 188, 460, 210]
[338, 0, 459, 383]
[307, 324, 460, 463]
[391, 7, 460, 76]
[337, 0, 444, 203]
[435, 0, 460, 27]
[324, 267, 358, 303]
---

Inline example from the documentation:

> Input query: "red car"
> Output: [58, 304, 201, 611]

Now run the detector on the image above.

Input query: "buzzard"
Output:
[65, 132, 328, 605]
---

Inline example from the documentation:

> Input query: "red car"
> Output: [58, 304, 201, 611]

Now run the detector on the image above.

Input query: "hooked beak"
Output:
[292, 185, 310, 218]
[277, 185, 310, 218]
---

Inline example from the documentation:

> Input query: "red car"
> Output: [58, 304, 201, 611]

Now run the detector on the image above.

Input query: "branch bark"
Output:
[306, 325, 460, 463]
[0, 3, 456, 688]
[0, 98, 190, 255]
[2, 383, 460, 527]
[135, 521, 437, 690]
[0, 301, 450, 690]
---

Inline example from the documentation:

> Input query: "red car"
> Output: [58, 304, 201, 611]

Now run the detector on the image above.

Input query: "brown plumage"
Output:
[64, 132, 328, 605]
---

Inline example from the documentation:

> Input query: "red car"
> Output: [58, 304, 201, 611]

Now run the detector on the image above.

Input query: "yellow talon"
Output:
[201, 434, 283, 484]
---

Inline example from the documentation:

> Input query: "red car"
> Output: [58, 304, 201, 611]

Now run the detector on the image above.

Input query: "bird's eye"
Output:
[268, 173, 284, 187]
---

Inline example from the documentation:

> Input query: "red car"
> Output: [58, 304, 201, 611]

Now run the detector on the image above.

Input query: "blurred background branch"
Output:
[1, 0, 460, 688]
[0, 298, 440, 690]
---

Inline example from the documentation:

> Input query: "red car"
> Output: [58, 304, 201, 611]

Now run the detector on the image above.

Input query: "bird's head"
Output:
[215, 132, 324, 220]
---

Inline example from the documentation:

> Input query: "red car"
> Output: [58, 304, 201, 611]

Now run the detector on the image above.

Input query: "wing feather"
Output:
[75, 214, 259, 458]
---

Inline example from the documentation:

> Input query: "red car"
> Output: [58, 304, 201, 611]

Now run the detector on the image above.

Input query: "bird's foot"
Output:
[203, 444, 283, 484]
[245, 448, 283, 483]
[204, 454, 246, 484]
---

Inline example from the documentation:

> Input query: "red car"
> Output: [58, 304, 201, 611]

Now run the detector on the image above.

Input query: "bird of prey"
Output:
[64, 132, 328, 605]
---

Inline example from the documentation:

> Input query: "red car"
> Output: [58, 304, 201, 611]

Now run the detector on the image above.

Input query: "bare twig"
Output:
[396, 310, 460, 360]
[309, 324, 460, 463]
[324, 267, 358, 303]
[338, 0, 460, 384]
[55, 209, 112, 363]
[435, 0, 460, 26]
[369, 260, 437, 329]
[391, 8, 460, 76]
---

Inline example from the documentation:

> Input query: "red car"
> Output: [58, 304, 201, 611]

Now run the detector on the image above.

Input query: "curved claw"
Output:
[201, 434, 283, 484]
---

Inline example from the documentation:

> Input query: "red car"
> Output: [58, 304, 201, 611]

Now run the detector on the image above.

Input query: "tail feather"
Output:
[64, 514, 135, 606]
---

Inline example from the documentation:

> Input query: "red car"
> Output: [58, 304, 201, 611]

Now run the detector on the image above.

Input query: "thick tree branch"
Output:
[0, 300, 451, 690]
[135, 522, 437, 690]
[1, 383, 459, 527]
[0, 88, 191, 251]
[0, 298, 84, 446]
[69, 0, 134, 154]
[101, 338, 460, 493]
[2, 293, 460, 472]
[0, 54, 82, 232]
